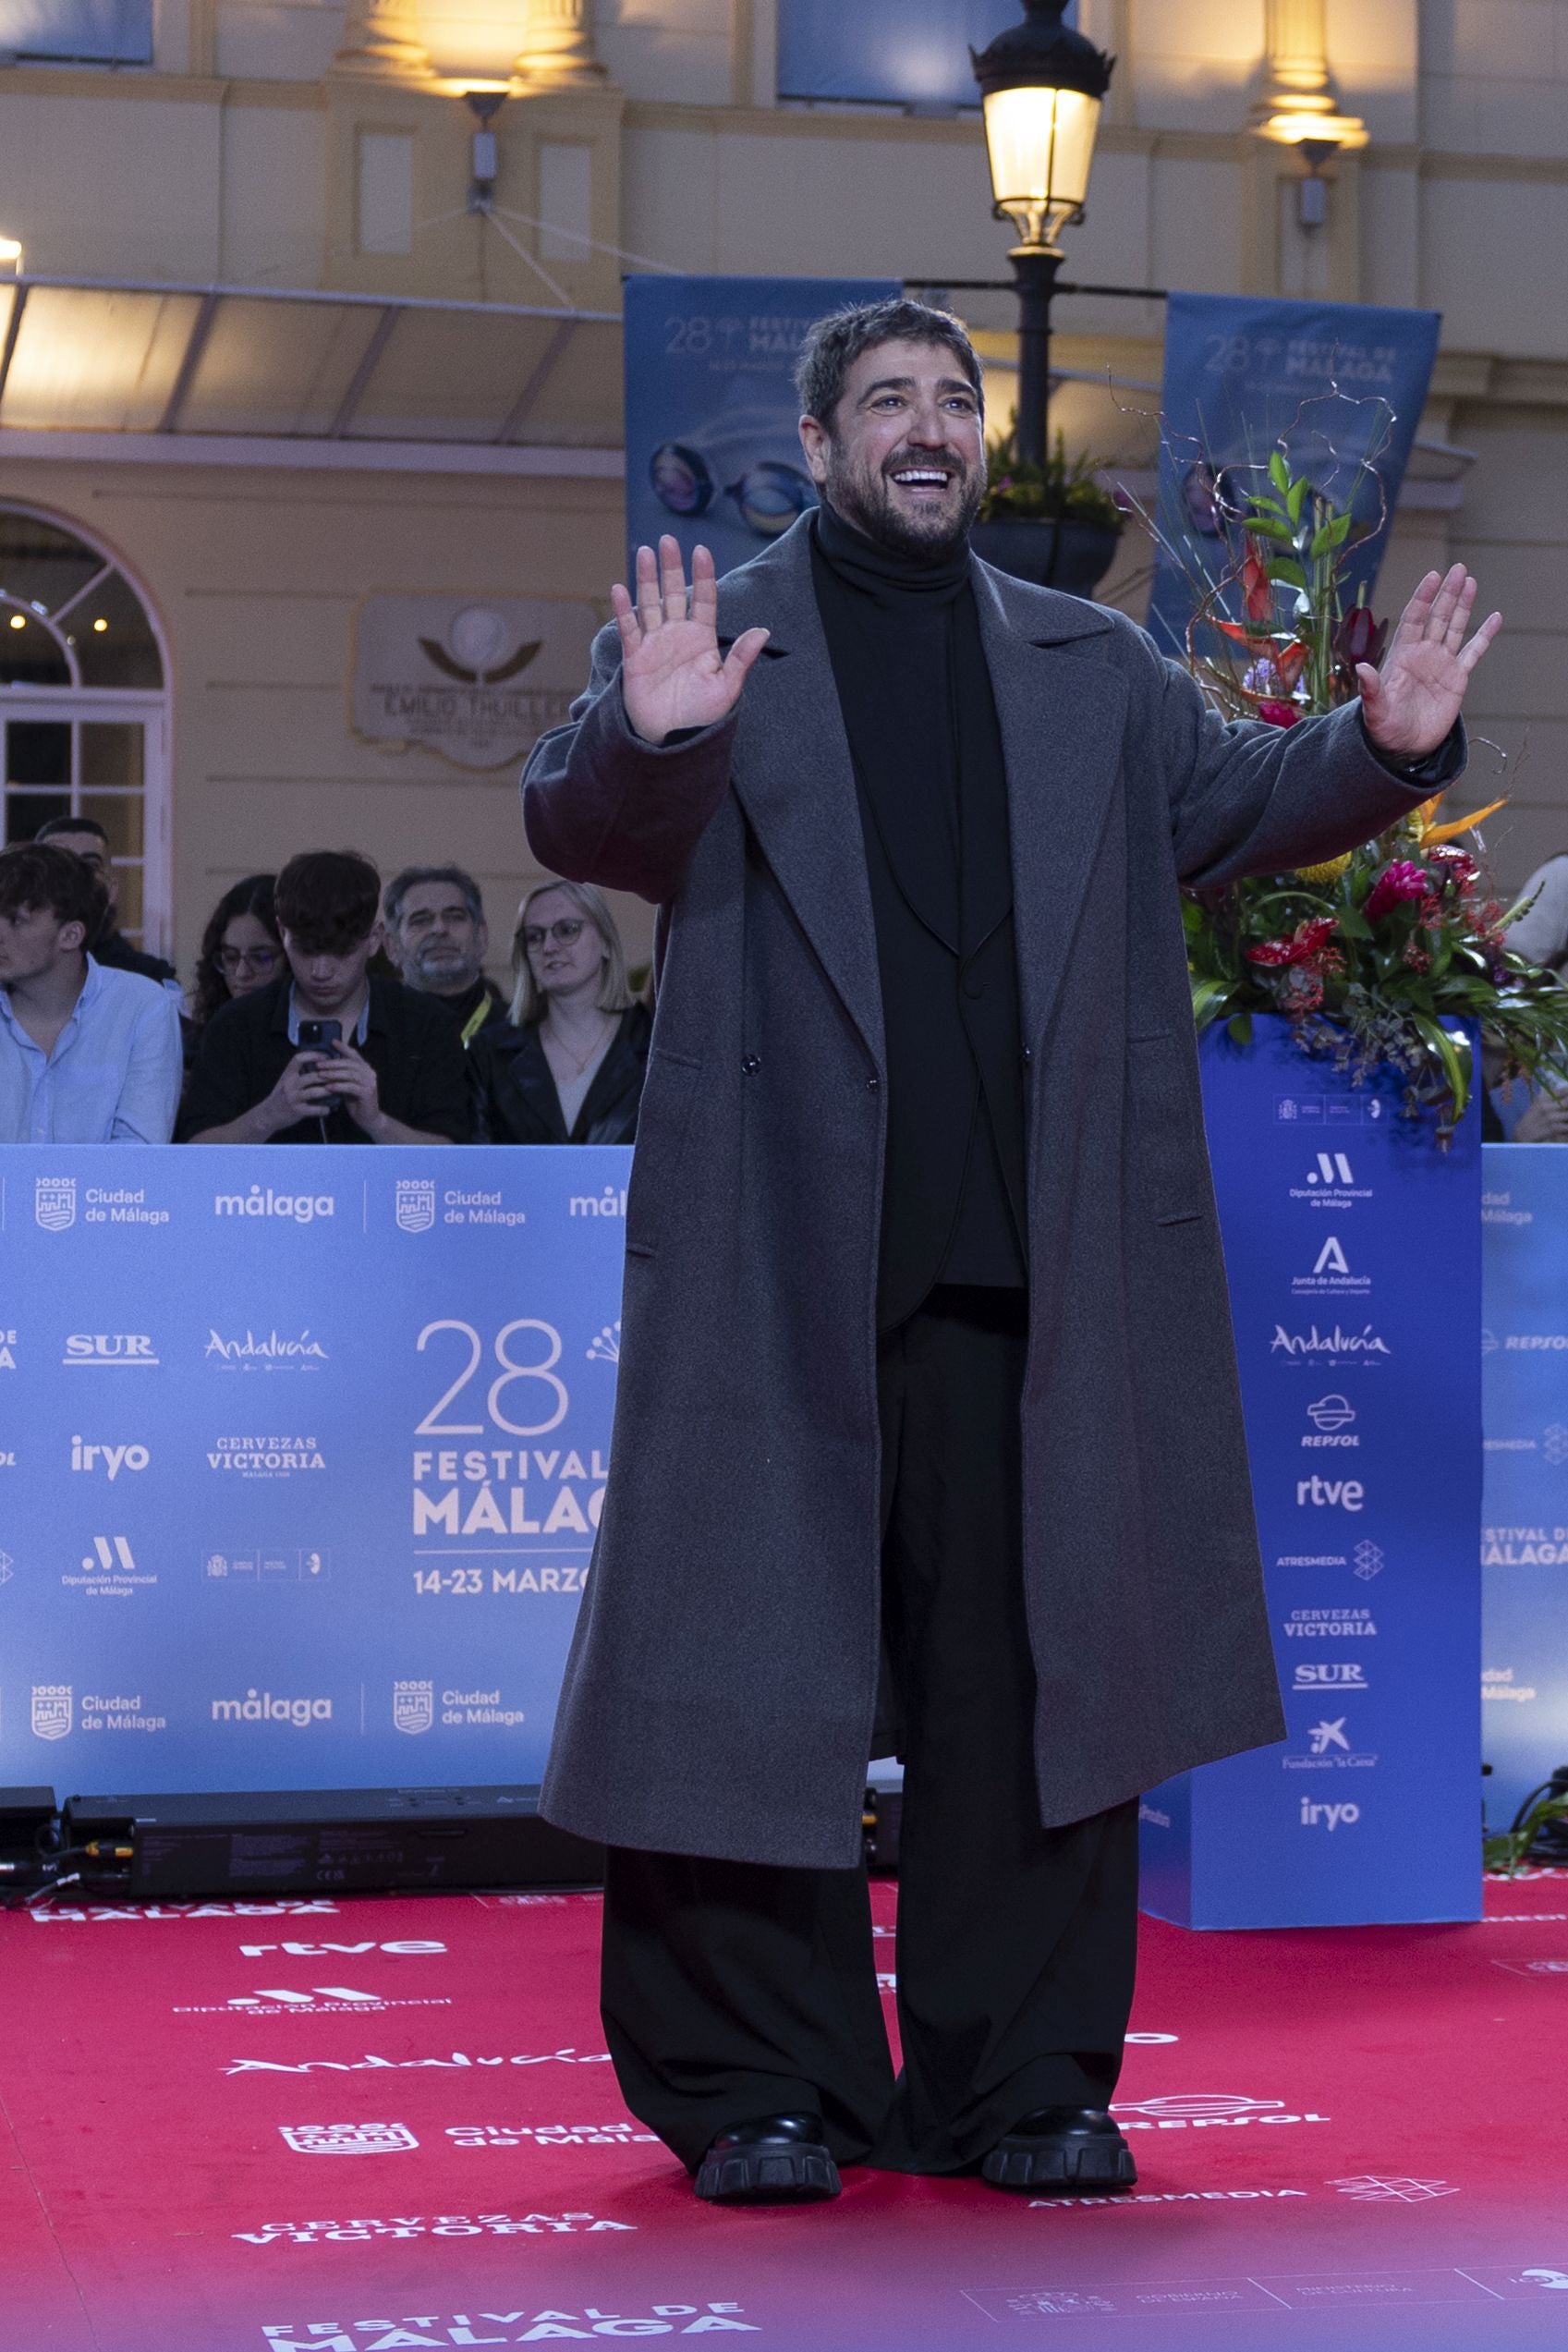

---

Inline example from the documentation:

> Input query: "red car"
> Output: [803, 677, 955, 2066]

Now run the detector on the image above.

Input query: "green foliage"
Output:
[1484, 1795, 1568, 1876]
[1180, 450, 1568, 1139]
[978, 428, 1125, 533]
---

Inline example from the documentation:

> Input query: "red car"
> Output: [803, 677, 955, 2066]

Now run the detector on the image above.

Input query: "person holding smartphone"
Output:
[178, 849, 468, 1144]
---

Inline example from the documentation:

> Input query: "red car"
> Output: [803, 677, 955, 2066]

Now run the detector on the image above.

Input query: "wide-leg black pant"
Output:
[600, 1286, 1139, 2175]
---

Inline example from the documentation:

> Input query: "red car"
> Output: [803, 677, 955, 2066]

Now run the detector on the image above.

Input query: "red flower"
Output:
[1365, 859, 1434, 922]
[1333, 606, 1389, 669]
[1278, 966, 1325, 1015]
[1425, 844, 1478, 890]
[1246, 916, 1340, 970]
[1243, 542, 1274, 623]
[1403, 942, 1431, 973]
[1257, 699, 1301, 729]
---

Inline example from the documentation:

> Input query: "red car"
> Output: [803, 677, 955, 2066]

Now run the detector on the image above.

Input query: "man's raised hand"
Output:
[1357, 562, 1501, 762]
[614, 536, 770, 747]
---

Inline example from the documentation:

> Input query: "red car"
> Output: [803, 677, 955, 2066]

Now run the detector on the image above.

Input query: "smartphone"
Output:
[296, 1018, 344, 1112]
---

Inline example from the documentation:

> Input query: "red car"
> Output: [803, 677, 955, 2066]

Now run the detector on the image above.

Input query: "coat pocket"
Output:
[624, 1046, 702, 1258]
[1127, 1030, 1206, 1226]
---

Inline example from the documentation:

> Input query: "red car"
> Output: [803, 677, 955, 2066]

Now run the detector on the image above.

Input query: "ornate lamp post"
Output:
[971, 0, 1114, 467]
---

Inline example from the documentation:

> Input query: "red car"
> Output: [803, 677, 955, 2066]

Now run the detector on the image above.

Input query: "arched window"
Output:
[0, 505, 169, 955]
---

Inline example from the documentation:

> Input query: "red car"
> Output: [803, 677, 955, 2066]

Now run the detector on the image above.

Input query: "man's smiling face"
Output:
[799, 336, 987, 564]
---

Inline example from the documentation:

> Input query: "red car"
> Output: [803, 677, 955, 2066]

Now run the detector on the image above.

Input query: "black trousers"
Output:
[600, 1286, 1139, 2175]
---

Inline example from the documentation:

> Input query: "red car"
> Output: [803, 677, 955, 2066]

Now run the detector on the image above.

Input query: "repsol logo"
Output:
[214, 1187, 335, 1225]
[212, 1689, 333, 1727]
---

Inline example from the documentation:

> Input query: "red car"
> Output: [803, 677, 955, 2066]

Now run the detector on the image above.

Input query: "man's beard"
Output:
[412, 946, 475, 993]
[823, 441, 984, 564]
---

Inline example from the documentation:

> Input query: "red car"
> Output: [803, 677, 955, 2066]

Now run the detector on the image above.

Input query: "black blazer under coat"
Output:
[468, 1003, 650, 1144]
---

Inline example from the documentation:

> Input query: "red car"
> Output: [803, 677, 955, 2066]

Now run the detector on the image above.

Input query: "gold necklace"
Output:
[547, 1012, 613, 1074]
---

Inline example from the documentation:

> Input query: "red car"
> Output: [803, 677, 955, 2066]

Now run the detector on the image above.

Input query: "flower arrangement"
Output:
[1178, 450, 1568, 1137]
[978, 428, 1124, 534]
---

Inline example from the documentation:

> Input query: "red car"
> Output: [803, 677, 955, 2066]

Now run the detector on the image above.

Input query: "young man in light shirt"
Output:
[0, 840, 182, 1143]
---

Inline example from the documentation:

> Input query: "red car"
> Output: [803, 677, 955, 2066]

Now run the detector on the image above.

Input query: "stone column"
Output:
[333, 0, 432, 80]
[514, 0, 605, 86]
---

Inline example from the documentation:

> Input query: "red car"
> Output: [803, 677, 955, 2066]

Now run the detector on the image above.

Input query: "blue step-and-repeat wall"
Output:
[0, 1147, 629, 1792]
[3, 1133, 1566, 1908]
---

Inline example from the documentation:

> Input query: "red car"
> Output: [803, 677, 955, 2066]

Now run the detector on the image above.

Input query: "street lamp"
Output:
[972, 0, 1114, 468]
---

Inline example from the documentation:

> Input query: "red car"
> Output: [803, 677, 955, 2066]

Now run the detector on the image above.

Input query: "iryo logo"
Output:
[1300, 1798, 1360, 1829]
[70, 1438, 150, 1479]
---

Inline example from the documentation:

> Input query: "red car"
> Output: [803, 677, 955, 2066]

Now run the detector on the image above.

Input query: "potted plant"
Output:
[970, 428, 1125, 599]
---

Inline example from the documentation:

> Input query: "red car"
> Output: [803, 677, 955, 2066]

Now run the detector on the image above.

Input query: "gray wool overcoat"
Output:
[522, 516, 1444, 1871]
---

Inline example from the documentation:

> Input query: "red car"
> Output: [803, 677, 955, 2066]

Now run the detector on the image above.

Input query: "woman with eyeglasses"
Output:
[189, 873, 283, 1036]
[468, 878, 650, 1145]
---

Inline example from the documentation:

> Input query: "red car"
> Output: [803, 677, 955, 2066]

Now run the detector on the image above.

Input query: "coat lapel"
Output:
[972, 559, 1128, 1049]
[719, 522, 885, 1066]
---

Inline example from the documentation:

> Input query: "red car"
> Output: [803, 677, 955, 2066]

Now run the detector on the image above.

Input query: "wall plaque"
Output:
[351, 594, 602, 773]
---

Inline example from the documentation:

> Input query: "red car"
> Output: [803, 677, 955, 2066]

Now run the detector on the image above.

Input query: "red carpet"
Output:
[3, 1872, 1567, 2350]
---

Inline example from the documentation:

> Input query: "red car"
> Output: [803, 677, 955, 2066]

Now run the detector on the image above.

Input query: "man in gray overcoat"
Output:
[521, 299, 1499, 2205]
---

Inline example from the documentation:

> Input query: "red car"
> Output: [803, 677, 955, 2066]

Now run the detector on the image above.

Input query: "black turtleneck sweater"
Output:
[809, 502, 1027, 1331]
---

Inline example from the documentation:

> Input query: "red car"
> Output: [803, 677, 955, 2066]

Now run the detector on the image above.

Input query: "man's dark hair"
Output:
[383, 863, 484, 930]
[274, 849, 382, 955]
[0, 840, 110, 939]
[795, 299, 984, 428]
[36, 813, 110, 847]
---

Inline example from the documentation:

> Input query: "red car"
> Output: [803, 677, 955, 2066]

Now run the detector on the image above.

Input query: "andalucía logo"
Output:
[394, 1678, 434, 1735]
[214, 1186, 335, 1224]
[34, 1176, 76, 1230]
[205, 1328, 327, 1369]
[395, 1179, 436, 1234]
[279, 2123, 417, 2155]
[1271, 1322, 1390, 1360]
[30, 1684, 72, 1739]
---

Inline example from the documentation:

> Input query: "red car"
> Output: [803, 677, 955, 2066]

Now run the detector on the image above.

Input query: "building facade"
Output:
[0, 0, 1561, 979]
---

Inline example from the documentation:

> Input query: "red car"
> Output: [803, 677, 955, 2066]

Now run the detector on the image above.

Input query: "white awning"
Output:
[0, 275, 624, 453]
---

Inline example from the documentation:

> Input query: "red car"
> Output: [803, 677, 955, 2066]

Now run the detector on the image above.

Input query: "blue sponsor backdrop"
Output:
[623, 274, 899, 583]
[1140, 1019, 1482, 1927]
[1479, 1145, 1568, 1829]
[1147, 291, 1440, 662]
[0, 1147, 630, 1795]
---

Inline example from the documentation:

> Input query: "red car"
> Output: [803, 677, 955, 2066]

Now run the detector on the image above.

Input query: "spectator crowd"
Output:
[0, 834, 650, 1147]
[3, 824, 1566, 1149]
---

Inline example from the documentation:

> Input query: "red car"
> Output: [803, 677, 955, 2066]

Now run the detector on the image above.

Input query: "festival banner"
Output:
[0, 1146, 630, 1797]
[1478, 1145, 1568, 1831]
[1140, 1020, 1483, 1927]
[623, 273, 899, 581]
[1147, 292, 1441, 661]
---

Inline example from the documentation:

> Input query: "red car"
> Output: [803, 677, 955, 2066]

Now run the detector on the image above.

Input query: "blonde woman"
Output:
[468, 878, 650, 1144]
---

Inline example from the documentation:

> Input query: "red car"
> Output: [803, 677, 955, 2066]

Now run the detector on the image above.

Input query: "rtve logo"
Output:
[1296, 1474, 1365, 1511]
